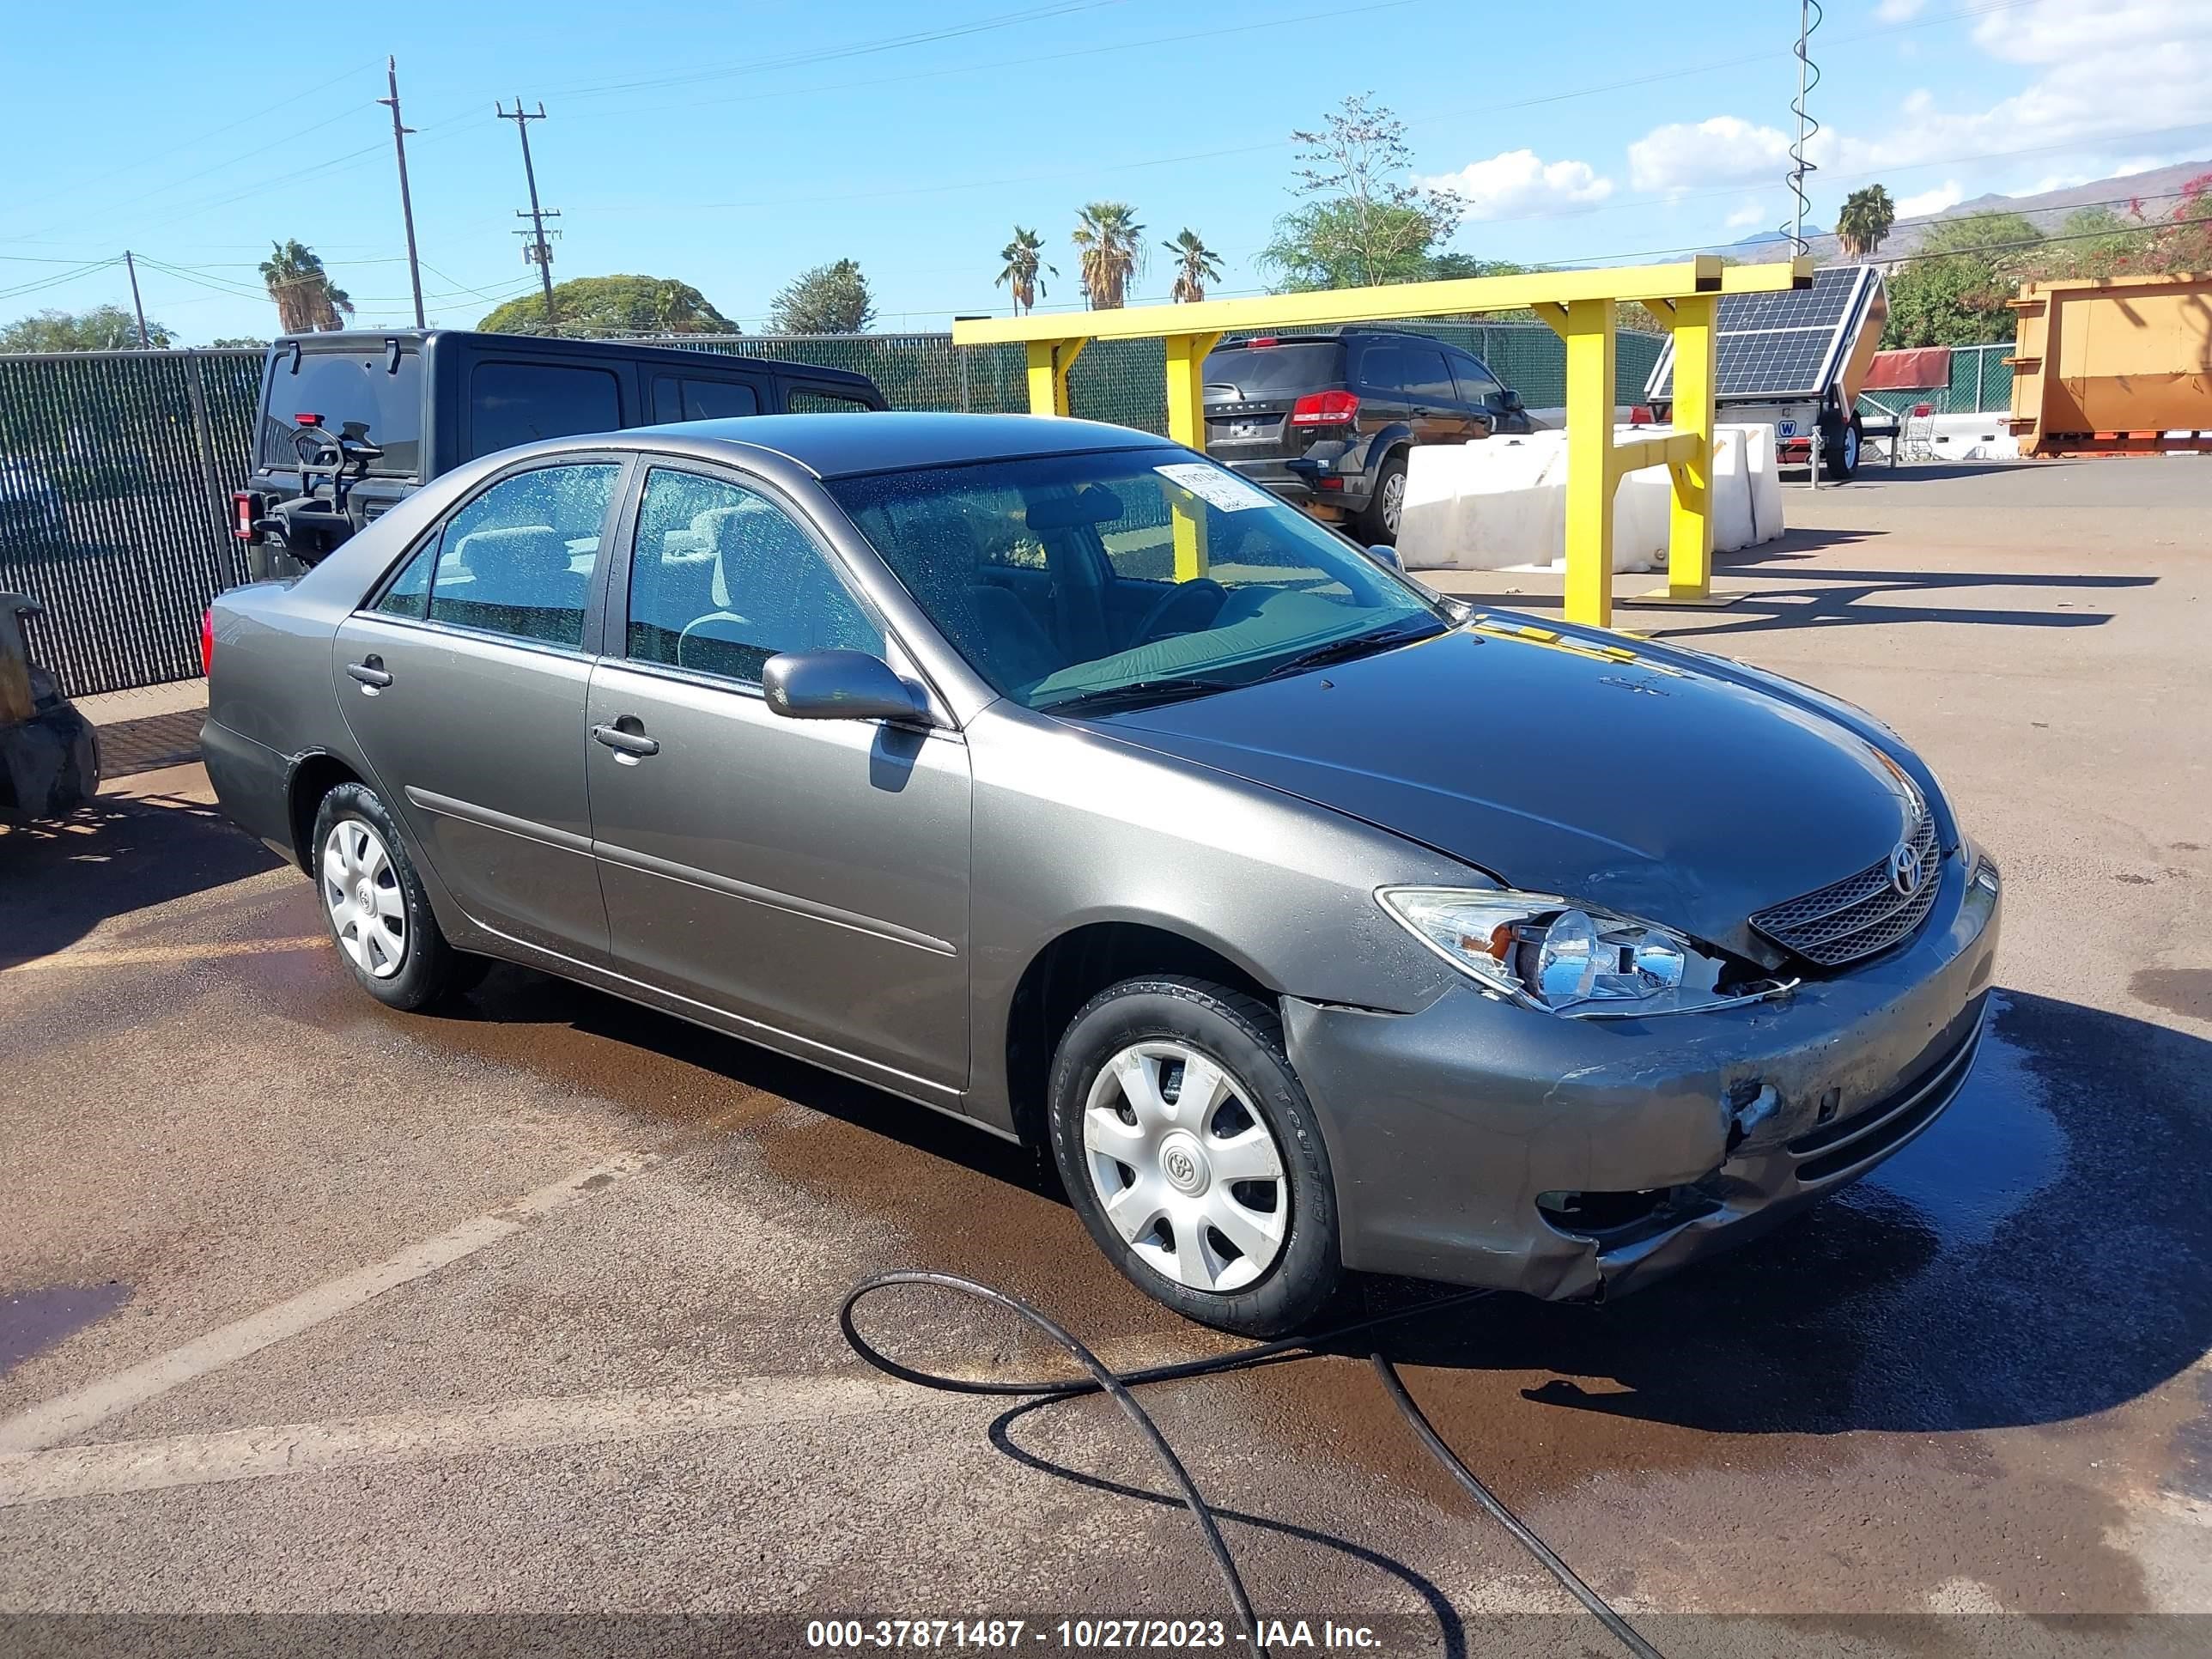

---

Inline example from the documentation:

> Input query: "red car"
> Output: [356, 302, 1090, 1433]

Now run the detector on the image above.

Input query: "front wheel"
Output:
[1048, 976, 1341, 1336]
[312, 781, 468, 1011]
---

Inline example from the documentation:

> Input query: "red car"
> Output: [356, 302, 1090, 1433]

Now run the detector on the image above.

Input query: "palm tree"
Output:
[994, 227, 1054, 315]
[1165, 228, 1222, 304]
[1836, 185, 1899, 261]
[1073, 202, 1145, 310]
[258, 240, 354, 332]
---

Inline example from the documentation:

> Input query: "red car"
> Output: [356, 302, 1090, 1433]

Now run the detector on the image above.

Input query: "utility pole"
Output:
[377, 57, 427, 329]
[495, 98, 559, 332]
[123, 250, 151, 349]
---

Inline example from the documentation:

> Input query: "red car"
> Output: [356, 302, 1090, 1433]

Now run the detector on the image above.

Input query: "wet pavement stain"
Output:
[2130, 968, 2212, 1024]
[0, 1281, 131, 1376]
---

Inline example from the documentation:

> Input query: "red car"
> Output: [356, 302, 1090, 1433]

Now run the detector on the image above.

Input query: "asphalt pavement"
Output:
[2, 458, 2209, 1658]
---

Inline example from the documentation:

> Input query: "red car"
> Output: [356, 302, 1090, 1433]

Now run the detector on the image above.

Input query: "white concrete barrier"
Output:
[1396, 424, 1786, 574]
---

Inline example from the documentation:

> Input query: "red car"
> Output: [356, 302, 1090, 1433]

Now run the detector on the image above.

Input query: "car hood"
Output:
[1087, 621, 1921, 963]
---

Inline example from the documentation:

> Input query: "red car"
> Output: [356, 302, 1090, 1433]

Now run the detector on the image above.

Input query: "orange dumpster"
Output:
[2006, 271, 2212, 456]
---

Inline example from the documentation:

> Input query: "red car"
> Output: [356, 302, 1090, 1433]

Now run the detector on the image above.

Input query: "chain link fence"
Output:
[0, 322, 1679, 696]
[1856, 343, 2016, 421]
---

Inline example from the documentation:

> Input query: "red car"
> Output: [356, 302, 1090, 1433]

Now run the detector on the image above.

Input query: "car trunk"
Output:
[1201, 341, 1346, 465]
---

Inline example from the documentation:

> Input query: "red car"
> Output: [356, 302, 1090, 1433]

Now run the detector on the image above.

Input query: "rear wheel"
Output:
[1048, 976, 1340, 1336]
[311, 782, 468, 1011]
[1358, 452, 1407, 544]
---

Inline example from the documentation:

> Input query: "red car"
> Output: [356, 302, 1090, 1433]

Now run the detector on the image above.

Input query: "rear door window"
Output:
[375, 462, 621, 647]
[467, 362, 623, 459]
[258, 348, 422, 476]
[653, 376, 764, 422]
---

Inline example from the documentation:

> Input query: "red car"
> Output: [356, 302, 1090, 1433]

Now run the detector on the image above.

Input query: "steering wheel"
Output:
[1130, 578, 1227, 647]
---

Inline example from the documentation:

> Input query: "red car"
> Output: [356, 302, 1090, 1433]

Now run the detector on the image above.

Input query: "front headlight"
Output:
[1377, 887, 1794, 1018]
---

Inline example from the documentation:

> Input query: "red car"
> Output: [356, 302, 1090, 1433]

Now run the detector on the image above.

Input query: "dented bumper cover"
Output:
[1282, 848, 2002, 1302]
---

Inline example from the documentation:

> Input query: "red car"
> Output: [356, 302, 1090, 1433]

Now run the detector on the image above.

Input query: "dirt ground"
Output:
[3, 457, 2209, 1658]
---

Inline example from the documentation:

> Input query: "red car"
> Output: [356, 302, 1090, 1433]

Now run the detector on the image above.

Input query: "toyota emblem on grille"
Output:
[1888, 841, 1923, 897]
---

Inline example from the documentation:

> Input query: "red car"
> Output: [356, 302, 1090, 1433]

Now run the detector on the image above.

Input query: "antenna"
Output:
[1781, 0, 1822, 256]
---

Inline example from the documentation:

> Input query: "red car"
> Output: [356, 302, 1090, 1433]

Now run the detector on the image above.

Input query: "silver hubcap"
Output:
[321, 818, 405, 979]
[1082, 1041, 1289, 1294]
[1844, 426, 1859, 471]
[1381, 470, 1405, 532]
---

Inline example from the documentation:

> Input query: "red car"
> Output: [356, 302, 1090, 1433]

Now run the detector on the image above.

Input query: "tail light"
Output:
[1289, 390, 1359, 428]
[231, 491, 261, 541]
[200, 608, 215, 678]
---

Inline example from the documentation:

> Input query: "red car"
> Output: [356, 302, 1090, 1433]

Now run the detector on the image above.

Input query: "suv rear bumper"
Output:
[1218, 451, 1373, 516]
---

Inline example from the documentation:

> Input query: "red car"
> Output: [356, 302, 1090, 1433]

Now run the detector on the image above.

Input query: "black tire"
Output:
[309, 781, 466, 1012]
[1823, 413, 1862, 482]
[1358, 451, 1407, 544]
[1048, 976, 1341, 1337]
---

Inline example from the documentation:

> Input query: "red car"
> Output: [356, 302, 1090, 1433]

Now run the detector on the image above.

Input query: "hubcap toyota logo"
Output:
[1889, 842, 1923, 898]
[1158, 1133, 1209, 1194]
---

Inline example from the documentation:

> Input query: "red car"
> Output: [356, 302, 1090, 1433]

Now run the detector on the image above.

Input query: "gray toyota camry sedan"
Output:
[204, 412, 2000, 1335]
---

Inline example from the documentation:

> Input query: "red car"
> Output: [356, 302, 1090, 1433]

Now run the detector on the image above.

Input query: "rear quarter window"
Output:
[468, 362, 623, 459]
[258, 349, 422, 476]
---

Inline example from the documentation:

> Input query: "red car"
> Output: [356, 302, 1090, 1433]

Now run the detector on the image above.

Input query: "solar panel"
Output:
[1645, 264, 1880, 402]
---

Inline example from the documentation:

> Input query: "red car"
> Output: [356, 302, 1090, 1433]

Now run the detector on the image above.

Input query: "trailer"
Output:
[1644, 263, 1889, 483]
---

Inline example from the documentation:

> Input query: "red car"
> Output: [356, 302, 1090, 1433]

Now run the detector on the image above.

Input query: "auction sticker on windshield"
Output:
[1155, 462, 1274, 511]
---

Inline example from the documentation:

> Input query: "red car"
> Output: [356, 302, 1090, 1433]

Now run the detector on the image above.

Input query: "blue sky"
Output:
[3, 0, 2208, 343]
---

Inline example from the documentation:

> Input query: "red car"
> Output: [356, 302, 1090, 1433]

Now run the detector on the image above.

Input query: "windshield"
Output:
[828, 447, 1443, 709]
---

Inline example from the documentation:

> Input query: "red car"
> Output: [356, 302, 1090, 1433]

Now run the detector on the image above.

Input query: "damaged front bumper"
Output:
[1282, 848, 2002, 1302]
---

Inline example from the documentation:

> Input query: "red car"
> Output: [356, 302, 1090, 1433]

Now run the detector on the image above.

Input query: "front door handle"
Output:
[592, 720, 659, 758]
[346, 656, 393, 690]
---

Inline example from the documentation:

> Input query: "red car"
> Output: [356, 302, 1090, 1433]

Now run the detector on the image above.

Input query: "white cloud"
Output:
[1875, 0, 1925, 21]
[1724, 201, 1766, 228]
[1626, 117, 1833, 195]
[1902, 88, 1934, 116]
[1897, 181, 1964, 217]
[1419, 150, 1614, 221]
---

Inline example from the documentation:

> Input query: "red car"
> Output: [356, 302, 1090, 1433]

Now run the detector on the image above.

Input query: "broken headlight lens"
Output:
[1376, 888, 1781, 1018]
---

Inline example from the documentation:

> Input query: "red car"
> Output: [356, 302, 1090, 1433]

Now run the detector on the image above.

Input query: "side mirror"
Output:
[1367, 543, 1402, 571]
[1500, 389, 1524, 411]
[762, 650, 931, 725]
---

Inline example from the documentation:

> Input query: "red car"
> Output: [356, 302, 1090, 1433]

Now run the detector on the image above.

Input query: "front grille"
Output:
[1752, 808, 1942, 968]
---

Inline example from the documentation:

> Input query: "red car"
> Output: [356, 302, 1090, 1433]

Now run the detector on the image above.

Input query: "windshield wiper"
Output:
[1036, 677, 1235, 716]
[1252, 617, 1446, 684]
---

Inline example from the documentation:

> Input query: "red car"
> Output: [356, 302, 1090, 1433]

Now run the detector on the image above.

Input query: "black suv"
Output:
[1200, 327, 1531, 543]
[234, 329, 887, 578]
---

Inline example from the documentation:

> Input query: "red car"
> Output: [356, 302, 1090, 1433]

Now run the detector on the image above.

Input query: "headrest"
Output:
[454, 525, 568, 585]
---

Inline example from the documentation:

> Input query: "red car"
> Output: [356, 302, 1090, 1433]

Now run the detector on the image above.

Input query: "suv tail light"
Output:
[199, 608, 215, 678]
[1289, 390, 1359, 428]
[231, 490, 261, 541]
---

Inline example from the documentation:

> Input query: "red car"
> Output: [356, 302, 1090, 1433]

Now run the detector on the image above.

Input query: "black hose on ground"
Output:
[839, 1270, 1663, 1659]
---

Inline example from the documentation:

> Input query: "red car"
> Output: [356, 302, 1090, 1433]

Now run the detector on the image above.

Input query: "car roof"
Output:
[622, 411, 1179, 479]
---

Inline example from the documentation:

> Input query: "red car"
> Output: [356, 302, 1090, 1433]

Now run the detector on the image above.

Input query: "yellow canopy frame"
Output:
[954, 256, 1812, 627]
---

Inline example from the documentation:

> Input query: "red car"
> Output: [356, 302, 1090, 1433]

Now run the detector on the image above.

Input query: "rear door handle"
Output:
[592, 720, 659, 758]
[346, 657, 392, 689]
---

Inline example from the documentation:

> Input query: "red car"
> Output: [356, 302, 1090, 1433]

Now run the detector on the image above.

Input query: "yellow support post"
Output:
[1024, 338, 1085, 416]
[1164, 331, 1224, 580]
[1560, 297, 1618, 629]
[1632, 291, 1739, 609]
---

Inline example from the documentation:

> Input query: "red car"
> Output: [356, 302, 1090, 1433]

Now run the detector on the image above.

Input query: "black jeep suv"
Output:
[1200, 327, 1531, 543]
[234, 329, 887, 578]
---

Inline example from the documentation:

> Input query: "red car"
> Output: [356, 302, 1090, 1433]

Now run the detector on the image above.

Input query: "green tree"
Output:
[1, 305, 170, 351]
[210, 336, 270, 349]
[479, 275, 737, 337]
[1881, 253, 2018, 347]
[1073, 203, 1145, 309]
[768, 259, 875, 334]
[1164, 228, 1222, 304]
[258, 240, 353, 332]
[1258, 94, 1462, 293]
[1919, 211, 2044, 268]
[1835, 185, 1897, 259]
[2051, 206, 2143, 277]
[994, 227, 1054, 315]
